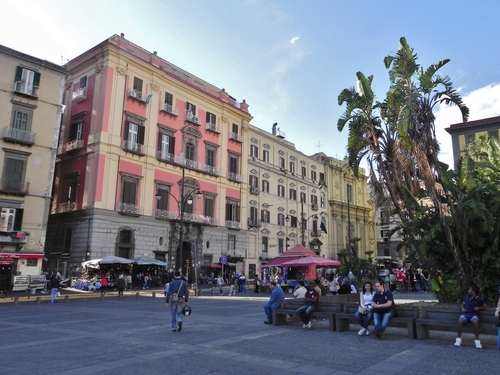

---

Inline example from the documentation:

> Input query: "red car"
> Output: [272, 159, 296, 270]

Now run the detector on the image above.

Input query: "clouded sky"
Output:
[2, 0, 499, 168]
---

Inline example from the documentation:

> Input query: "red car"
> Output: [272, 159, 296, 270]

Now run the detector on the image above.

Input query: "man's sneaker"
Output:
[454, 337, 462, 347]
[177, 321, 183, 332]
[302, 323, 308, 329]
[365, 328, 370, 336]
[306, 322, 312, 329]
[474, 339, 482, 349]
[358, 328, 367, 336]
[172, 329, 177, 332]
[264, 320, 272, 324]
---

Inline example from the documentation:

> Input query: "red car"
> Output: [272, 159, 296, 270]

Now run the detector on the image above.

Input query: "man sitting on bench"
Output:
[296, 281, 320, 330]
[454, 285, 486, 349]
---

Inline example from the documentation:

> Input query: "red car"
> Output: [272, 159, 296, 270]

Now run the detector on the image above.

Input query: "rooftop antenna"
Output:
[316, 141, 323, 153]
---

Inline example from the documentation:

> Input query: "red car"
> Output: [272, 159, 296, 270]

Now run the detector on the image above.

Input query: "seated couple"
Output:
[355, 280, 394, 338]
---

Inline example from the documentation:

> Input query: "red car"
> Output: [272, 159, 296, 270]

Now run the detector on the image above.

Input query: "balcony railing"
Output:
[122, 140, 145, 155]
[58, 202, 77, 213]
[161, 103, 178, 116]
[185, 111, 200, 125]
[117, 203, 142, 216]
[0, 179, 29, 195]
[72, 87, 87, 102]
[154, 210, 218, 225]
[229, 132, 243, 142]
[156, 150, 175, 163]
[203, 164, 219, 176]
[206, 122, 221, 133]
[250, 186, 259, 195]
[14, 81, 38, 97]
[226, 220, 241, 230]
[3, 127, 36, 145]
[227, 172, 242, 182]
[65, 139, 84, 152]
[311, 204, 319, 211]
[128, 88, 143, 101]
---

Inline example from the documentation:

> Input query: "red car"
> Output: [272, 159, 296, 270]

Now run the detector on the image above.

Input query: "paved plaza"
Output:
[1, 291, 499, 374]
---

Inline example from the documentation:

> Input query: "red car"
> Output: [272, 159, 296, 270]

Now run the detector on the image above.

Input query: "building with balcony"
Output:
[44, 34, 251, 280]
[247, 123, 329, 278]
[0, 44, 66, 290]
[311, 155, 375, 262]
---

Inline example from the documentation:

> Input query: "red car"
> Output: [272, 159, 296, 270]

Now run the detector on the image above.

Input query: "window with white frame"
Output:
[11, 106, 32, 131]
[0, 207, 23, 231]
[263, 150, 269, 162]
[289, 188, 297, 201]
[261, 209, 270, 223]
[279, 157, 285, 169]
[277, 184, 284, 197]
[289, 161, 295, 174]
[158, 131, 175, 160]
[249, 175, 258, 187]
[262, 180, 269, 193]
[228, 235, 236, 252]
[250, 145, 258, 158]
[14, 66, 40, 96]
[261, 236, 268, 254]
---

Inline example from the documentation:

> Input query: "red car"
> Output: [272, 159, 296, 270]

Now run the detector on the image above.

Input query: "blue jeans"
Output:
[170, 302, 184, 328]
[50, 288, 58, 303]
[296, 305, 315, 324]
[497, 327, 500, 351]
[239, 284, 246, 294]
[218, 285, 223, 295]
[354, 310, 374, 329]
[264, 303, 275, 322]
[373, 310, 394, 332]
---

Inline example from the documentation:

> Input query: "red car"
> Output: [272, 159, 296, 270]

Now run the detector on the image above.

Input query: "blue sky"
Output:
[2, 0, 500, 168]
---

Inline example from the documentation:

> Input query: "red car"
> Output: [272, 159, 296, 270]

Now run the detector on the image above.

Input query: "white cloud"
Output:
[435, 83, 500, 167]
[290, 36, 299, 44]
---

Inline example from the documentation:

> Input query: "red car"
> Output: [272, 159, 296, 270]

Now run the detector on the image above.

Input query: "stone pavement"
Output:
[1, 293, 499, 375]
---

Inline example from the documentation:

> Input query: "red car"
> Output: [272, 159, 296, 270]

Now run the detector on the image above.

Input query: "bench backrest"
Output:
[320, 294, 358, 303]
[341, 302, 359, 314]
[395, 305, 419, 318]
[421, 306, 498, 324]
[281, 298, 341, 312]
[316, 301, 342, 313]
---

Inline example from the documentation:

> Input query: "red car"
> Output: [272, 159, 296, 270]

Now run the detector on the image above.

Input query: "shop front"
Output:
[0, 252, 45, 292]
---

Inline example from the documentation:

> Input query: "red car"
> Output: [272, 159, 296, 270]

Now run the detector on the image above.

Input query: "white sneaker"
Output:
[365, 328, 370, 336]
[475, 340, 482, 349]
[302, 324, 308, 329]
[306, 322, 312, 329]
[358, 328, 366, 336]
[454, 337, 462, 347]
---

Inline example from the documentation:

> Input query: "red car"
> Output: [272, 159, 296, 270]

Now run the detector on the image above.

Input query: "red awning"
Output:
[261, 256, 301, 267]
[201, 263, 222, 269]
[0, 252, 44, 259]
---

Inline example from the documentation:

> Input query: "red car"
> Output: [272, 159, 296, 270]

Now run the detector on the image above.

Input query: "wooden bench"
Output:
[416, 306, 498, 340]
[273, 298, 342, 331]
[335, 302, 419, 339]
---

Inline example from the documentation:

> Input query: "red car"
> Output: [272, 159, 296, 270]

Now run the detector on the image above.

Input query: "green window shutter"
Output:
[15, 66, 23, 82]
[33, 72, 41, 87]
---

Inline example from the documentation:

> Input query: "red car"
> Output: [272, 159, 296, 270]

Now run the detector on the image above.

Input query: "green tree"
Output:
[337, 37, 500, 303]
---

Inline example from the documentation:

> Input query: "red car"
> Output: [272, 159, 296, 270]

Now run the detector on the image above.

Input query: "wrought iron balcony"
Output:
[227, 172, 242, 182]
[0, 179, 29, 195]
[229, 132, 243, 142]
[128, 88, 143, 101]
[117, 203, 142, 216]
[161, 103, 178, 116]
[58, 202, 77, 213]
[206, 122, 221, 133]
[226, 220, 241, 230]
[185, 111, 200, 125]
[65, 139, 84, 152]
[3, 127, 36, 145]
[72, 87, 87, 102]
[122, 140, 145, 155]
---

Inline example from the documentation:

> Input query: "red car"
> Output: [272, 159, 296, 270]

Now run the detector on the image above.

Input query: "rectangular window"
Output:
[206, 112, 216, 125]
[262, 180, 269, 193]
[278, 238, 284, 254]
[229, 155, 238, 174]
[156, 187, 169, 211]
[311, 170, 317, 181]
[69, 118, 84, 141]
[279, 157, 285, 169]
[300, 192, 306, 204]
[250, 145, 258, 158]
[301, 166, 307, 178]
[133, 77, 143, 92]
[124, 119, 145, 152]
[263, 150, 269, 162]
[12, 108, 31, 131]
[320, 196, 326, 208]
[228, 235, 236, 252]
[226, 202, 240, 222]
[261, 210, 270, 223]
[261, 236, 268, 254]
[204, 196, 215, 218]
[289, 189, 296, 201]
[277, 213, 285, 226]
[277, 185, 284, 197]
[158, 132, 175, 159]
[290, 216, 297, 228]
[250, 207, 258, 224]
[122, 179, 137, 205]
[347, 184, 352, 203]
[164, 92, 173, 105]
[249, 175, 258, 187]
[2, 152, 28, 193]
[206, 147, 216, 167]
[186, 102, 196, 115]
[14, 66, 40, 96]
[0, 207, 23, 231]
[311, 195, 318, 205]
[232, 123, 238, 134]
[319, 172, 325, 183]
[289, 161, 295, 174]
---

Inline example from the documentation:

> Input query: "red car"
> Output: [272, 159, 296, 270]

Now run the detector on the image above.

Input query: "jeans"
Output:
[239, 284, 246, 294]
[264, 303, 275, 322]
[497, 327, 500, 351]
[170, 302, 184, 328]
[354, 310, 374, 329]
[50, 288, 58, 303]
[373, 310, 394, 332]
[296, 305, 315, 324]
[218, 285, 223, 295]
[229, 285, 235, 296]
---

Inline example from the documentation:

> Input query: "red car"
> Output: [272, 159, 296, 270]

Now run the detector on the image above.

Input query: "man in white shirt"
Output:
[293, 281, 307, 298]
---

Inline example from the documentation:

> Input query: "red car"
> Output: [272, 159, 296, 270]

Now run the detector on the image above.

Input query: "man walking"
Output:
[296, 281, 320, 329]
[49, 274, 60, 304]
[166, 271, 190, 332]
[263, 281, 285, 324]
[454, 285, 486, 349]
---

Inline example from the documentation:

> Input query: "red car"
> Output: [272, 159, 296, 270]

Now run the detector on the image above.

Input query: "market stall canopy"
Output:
[201, 263, 222, 269]
[99, 255, 133, 264]
[281, 244, 316, 257]
[261, 256, 301, 267]
[82, 259, 101, 268]
[130, 256, 167, 267]
[280, 256, 340, 267]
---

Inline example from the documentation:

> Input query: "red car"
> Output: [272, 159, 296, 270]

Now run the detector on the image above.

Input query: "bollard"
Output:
[64, 295, 69, 303]
[14, 297, 19, 305]
[36, 297, 41, 305]
[152, 292, 156, 298]
[135, 292, 140, 299]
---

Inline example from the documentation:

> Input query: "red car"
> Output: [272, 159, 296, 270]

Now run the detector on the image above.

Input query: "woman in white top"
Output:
[354, 281, 375, 336]
[328, 273, 339, 295]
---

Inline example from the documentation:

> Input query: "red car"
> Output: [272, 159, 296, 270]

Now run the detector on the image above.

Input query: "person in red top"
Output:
[100, 276, 108, 295]
[296, 281, 320, 329]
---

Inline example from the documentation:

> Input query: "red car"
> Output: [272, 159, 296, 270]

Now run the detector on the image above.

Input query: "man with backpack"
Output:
[166, 271, 190, 332]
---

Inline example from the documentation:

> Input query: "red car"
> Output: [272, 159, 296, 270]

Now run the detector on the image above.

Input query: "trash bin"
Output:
[30, 287, 36, 295]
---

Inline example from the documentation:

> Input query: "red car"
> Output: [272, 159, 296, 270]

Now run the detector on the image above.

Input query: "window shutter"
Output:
[225, 203, 230, 220]
[138, 126, 145, 144]
[157, 133, 162, 151]
[33, 72, 41, 87]
[15, 66, 23, 82]
[169, 136, 175, 154]
[236, 205, 240, 222]
[124, 122, 130, 141]
[70, 123, 78, 141]
[206, 112, 210, 122]
[13, 208, 24, 231]
[80, 76, 87, 88]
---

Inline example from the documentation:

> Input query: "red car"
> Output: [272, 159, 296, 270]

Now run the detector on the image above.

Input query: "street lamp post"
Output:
[300, 199, 318, 247]
[156, 168, 202, 274]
